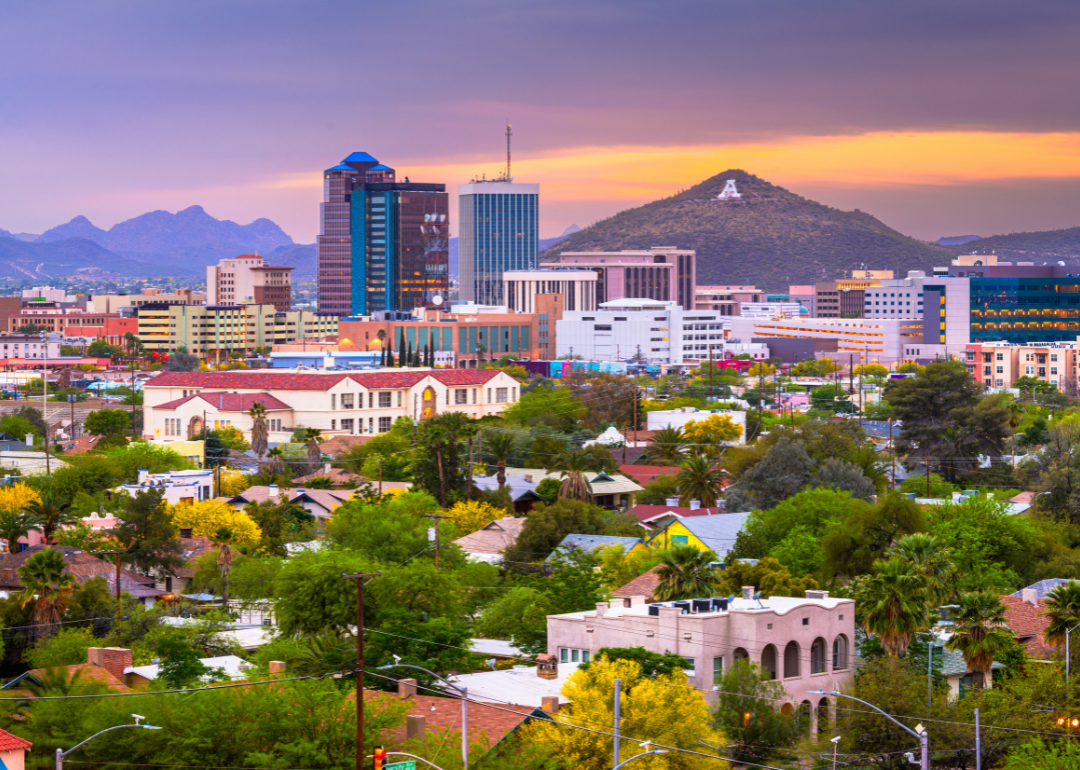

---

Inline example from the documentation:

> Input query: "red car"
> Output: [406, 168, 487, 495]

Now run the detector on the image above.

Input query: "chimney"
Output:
[524, 474, 533, 483]
[742, 586, 754, 601]
[269, 661, 286, 677]
[399, 677, 418, 699]
[179, 527, 193, 539]
[541, 696, 560, 714]
[689, 499, 700, 510]
[1022, 588, 1038, 606]
[665, 497, 680, 507]
[595, 602, 607, 618]
[406, 714, 426, 741]
[1, 568, 11, 582]
[268, 484, 279, 500]
[89, 647, 132, 683]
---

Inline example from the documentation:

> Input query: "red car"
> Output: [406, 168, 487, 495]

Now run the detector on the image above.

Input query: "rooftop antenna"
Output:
[506, 122, 512, 182]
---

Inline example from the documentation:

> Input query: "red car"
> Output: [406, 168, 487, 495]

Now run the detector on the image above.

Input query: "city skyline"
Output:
[4, 1, 1080, 243]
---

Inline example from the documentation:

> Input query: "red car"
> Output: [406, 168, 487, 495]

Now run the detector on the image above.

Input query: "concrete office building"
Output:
[317, 152, 449, 317]
[739, 302, 805, 319]
[543, 248, 696, 310]
[694, 285, 764, 316]
[503, 270, 597, 313]
[458, 181, 540, 306]
[863, 272, 971, 348]
[92, 290, 205, 314]
[207, 255, 293, 311]
[556, 298, 723, 364]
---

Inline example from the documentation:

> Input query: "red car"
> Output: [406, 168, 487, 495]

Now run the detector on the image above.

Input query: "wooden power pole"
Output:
[342, 571, 381, 770]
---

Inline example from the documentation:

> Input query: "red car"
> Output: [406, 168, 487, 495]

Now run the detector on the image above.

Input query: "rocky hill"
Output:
[540, 170, 951, 291]
[956, 227, 1080, 263]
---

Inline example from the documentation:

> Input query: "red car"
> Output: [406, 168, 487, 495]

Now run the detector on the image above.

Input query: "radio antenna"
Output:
[506, 122, 512, 182]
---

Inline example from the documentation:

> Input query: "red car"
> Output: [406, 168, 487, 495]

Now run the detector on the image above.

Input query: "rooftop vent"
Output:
[742, 586, 754, 601]
[179, 527, 193, 539]
[665, 497, 680, 507]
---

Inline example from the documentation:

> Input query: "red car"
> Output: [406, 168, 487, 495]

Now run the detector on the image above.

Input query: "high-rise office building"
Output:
[458, 181, 540, 306]
[317, 152, 449, 317]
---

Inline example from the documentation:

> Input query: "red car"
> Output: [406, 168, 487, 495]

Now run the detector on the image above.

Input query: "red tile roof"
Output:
[147, 369, 503, 392]
[0, 546, 164, 600]
[1000, 595, 1056, 660]
[618, 465, 683, 485]
[0, 728, 31, 752]
[360, 690, 544, 747]
[611, 565, 664, 601]
[156, 392, 292, 411]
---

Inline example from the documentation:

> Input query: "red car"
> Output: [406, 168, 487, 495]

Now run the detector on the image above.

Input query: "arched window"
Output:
[733, 647, 749, 663]
[761, 645, 777, 680]
[833, 635, 849, 671]
[780, 703, 794, 716]
[811, 638, 827, 674]
[784, 641, 800, 678]
[817, 697, 830, 729]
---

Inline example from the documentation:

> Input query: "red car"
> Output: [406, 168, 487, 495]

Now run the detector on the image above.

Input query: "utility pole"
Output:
[708, 344, 713, 400]
[130, 358, 137, 440]
[926, 445, 931, 498]
[342, 571, 381, 770]
[42, 333, 50, 475]
[93, 547, 130, 631]
[467, 437, 474, 500]
[889, 419, 895, 490]
[378, 458, 383, 496]
[424, 515, 449, 570]
[632, 384, 638, 447]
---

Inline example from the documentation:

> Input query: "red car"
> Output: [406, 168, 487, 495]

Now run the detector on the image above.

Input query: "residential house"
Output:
[617, 464, 682, 487]
[547, 586, 855, 726]
[473, 475, 546, 513]
[548, 534, 642, 562]
[634, 512, 753, 561]
[453, 518, 526, 564]
[1001, 587, 1056, 661]
[227, 485, 356, 523]
[3, 647, 133, 693]
[937, 646, 1005, 699]
[119, 469, 216, 505]
[0, 546, 165, 606]
[0, 728, 32, 770]
[610, 565, 663, 604]
[630, 502, 725, 530]
[503, 468, 643, 510]
[153, 530, 216, 597]
[125, 654, 248, 687]
[143, 369, 522, 443]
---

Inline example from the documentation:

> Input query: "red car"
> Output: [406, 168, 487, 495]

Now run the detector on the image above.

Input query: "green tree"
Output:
[502, 385, 585, 430]
[550, 448, 599, 502]
[812, 458, 876, 500]
[579, 647, 691, 677]
[821, 493, 926, 581]
[244, 498, 315, 556]
[23, 490, 77, 544]
[1003, 739, 1080, 769]
[653, 544, 719, 601]
[83, 409, 131, 436]
[714, 557, 818, 598]
[0, 508, 41, 553]
[506, 498, 606, 563]
[1041, 580, 1080, 651]
[810, 383, 854, 413]
[635, 473, 680, 505]
[527, 435, 568, 468]
[888, 533, 955, 606]
[483, 431, 516, 489]
[87, 339, 121, 358]
[17, 547, 77, 642]
[724, 437, 813, 511]
[643, 426, 687, 465]
[114, 488, 185, 577]
[24, 626, 96, 669]
[412, 413, 476, 505]
[272, 549, 377, 637]
[945, 591, 1015, 688]
[859, 557, 929, 658]
[676, 455, 724, 507]
[164, 350, 200, 371]
[713, 660, 806, 762]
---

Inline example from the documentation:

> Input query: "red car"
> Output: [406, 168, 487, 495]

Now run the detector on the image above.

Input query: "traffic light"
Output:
[373, 746, 387, 770]
[1056, 716, 1080, 728]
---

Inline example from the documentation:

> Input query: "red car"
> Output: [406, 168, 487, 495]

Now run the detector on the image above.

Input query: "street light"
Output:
[613, 741, 668, 770]
[1034, 491, 1051, 519]
[56, 715, 162, 770]
[810, 690, 927, 770]
[380, 663, 469, 769]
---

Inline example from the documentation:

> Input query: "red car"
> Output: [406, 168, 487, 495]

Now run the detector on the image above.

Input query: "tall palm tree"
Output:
[676, 455, 723, 508]
[653, 544, 719, 601]
[248, 402, 269, 464]
[890, 533, 956, 606]
[266, 446, 286, 478]
[946, 591, 1013, 688]
[22, 492, 76, 544]
[1041, 581, 1080, 649]
[644, 426, 688, 466]
[550, 449, 599, 502]
[861, 557, 930, 658]
[301, 427, 323, 475]
[484, 431, 516, 489]
[0, 510, 41, 553]
[17, 548, 77, 642]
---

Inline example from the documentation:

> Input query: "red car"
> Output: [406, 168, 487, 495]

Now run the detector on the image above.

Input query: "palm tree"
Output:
[301, 427, 323, 475]
[484, 431, 516, 489]
[17, 548, 77, 641]
[653, 544, 719, 601]
[946, 591, 1013, 688]
[213, 526, 235, 608]
[890, 533, 956, 606]
[1041, 581, 1080, 649]
[550, 449, 599, 502]
[266, 446, 286, 478]
[22, 492, 76, 544]
[248, 402, 269, 464]
[676, 455, 723, 508]
[0, 510, 41, 553]
[861, 557, 930, 658]
[644, 427, 687, 466]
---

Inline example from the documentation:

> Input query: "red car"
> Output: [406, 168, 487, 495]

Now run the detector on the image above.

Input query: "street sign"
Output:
[384, 762, 415, 770]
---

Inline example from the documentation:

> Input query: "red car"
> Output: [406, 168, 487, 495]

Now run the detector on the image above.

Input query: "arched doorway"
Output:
[421, 386, 438, 419]
[188, 415, 204, 439]
[784, 641, 801, 678]
[817, 697, 830, 731]
[761, 645, 778, 680]
[780, 703, 794, 716]
[733, 647, 749, 663]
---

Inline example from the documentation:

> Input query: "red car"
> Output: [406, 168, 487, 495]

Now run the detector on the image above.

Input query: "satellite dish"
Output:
[424, 214, 431, 222]
[432, 295, 444, 306]
[439, 214, 447, 223]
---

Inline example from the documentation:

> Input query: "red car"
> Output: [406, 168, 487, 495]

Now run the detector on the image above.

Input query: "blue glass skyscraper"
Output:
[458, 182, 539, 306]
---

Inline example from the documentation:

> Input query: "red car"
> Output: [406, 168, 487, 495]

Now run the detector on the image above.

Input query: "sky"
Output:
[3, 0, 1080, 243]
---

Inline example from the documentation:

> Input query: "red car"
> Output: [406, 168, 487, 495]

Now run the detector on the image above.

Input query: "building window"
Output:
[455, 389, 468, 405]
[487, 388, 492, 403]
[331, 420, 336, 430]
[397, 391, 403, 407]
[671, 534, 688, 545]
[331, 394, 336, 410]
[559, 648, 591, 664]
[472, 388, 477, 404]
[341, 393, 354, 409]
[341, 418, 354, 433]
[832, 635, 849, 670]
[379, 392, 392, 408]
[378, 416, 392, 433]
[811, 638, 827, 674]
[713, 656, 724, 683]
[682, 657, 696, 675]
[495, 387, 508, 403]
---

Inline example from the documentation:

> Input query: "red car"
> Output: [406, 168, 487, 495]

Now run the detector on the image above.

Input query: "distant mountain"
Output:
[540, 171, 950, 291]
[266, 243, 317, 276]
[448, 224, 581, 278]
[0, 206, 297, 279]
[37, 215, 108, 246]
[935, 235, 982, 246]
[955, 227, 1080, 263]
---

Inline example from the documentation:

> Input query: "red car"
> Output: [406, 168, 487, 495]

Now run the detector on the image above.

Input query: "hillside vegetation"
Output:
[959, 226, 1080, 262]
[541, 170, 951, 291]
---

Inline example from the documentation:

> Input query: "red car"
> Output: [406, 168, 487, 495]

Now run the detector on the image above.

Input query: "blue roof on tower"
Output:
[368, 164, 394, 171]
[325, 164, 354, 172]
[343, 152, 379, 164]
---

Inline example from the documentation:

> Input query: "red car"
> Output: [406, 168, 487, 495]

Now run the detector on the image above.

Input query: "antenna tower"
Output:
[506, 122, 513, 182]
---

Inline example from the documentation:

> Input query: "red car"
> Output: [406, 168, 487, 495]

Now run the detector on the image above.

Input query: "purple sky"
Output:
[3, 0, 1080, 243]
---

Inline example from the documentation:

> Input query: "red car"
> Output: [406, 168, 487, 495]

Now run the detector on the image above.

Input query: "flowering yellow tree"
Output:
[0, 483, 40, 513]
[529, 657, 727, 770]
[169, 500, 261, 547]
[218, 468, 248, 496]
[683, 414, 742, 458]
[444, 500, 504, 537]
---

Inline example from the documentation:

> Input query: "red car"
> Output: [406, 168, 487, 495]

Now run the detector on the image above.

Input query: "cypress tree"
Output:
[406, 341, 413, 368]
